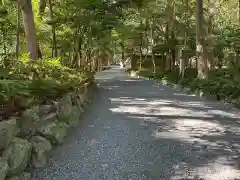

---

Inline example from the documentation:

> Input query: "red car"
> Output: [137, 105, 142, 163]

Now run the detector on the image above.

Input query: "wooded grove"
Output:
[1, 0, 240, 118]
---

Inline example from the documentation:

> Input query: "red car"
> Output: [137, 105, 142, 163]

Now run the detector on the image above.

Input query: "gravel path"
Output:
[32, 66, 240, 180]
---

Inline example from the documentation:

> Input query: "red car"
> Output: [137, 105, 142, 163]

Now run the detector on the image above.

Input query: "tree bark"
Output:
[196, 0, 208, 78]
[139, 19, 143, 69]
[49, 0, 57, 57]
[139, 33, 143, 69]
[39, 0, 46, 17]
[165, 0, 175, 71]
[239, 0, 240, 25]
[150, 20, 156, 73]
[120, 40, 125, 66]
[170, 31, 176, 71]
[207, 0, 215, 70]
[16, 3, 21, 60]
[179, 0, 189, 77]
[18, 0, 39, 60]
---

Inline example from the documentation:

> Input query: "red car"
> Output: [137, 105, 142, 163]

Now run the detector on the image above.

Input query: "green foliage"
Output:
[0, 57, 94, 118]
[2, 0, 240, 113]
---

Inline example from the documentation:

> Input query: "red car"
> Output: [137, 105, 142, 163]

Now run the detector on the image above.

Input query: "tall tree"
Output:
[196, 0, 208, 78]
[18, 0, 39, 60]
[207, 0, 215, 69]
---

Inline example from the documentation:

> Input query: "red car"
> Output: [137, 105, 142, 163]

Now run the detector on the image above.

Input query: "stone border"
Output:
[0, 82, 97, 180]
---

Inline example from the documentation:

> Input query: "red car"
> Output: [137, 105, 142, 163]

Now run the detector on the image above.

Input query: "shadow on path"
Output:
[32, 70, 240, 180]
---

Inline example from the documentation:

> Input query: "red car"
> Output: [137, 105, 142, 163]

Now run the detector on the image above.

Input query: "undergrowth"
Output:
[0, 57, 94, 119]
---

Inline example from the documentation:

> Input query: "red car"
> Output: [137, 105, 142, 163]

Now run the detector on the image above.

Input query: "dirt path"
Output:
[32, 66, 240, 180]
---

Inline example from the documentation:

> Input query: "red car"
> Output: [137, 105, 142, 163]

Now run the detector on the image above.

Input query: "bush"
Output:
[0, 58, 94, 119]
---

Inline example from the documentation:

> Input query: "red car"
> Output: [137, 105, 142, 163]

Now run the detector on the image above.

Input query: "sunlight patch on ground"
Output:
[127, 115, 159, 122]
[177, 100, 206, 108]
[175, 119, 225, 134]
[160, 106, 211, 117]
[197, 158, 240, 180]
[124, 79, 142, 82]
[109, 102, 212, 118]
[148, 100, 174, 105]
[173, 92, 196, 97]
[208, 109, 239, 119]
[108, 85, 120, 89]
[171, 157, 240, 180]
[109, 97, 215, 118]
[110, 97, 134, 102]
[153, 118, 225, 145]
[109, 106, 146, 114]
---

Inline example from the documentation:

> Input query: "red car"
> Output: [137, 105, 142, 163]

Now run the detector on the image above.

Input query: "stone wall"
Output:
[0, 82, 97, 180]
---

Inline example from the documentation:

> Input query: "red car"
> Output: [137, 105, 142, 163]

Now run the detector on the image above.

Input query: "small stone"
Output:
[59, 105, 80, 126]
[40, 112, 58, 122]
[6, 172, 31, 180]
[0, 118, 17, 150]
[38, 105, 53, 116]
[30, 136, 52, 168]
[0, 157, 8, 180]
[37, 122, 70, 145]
[18, 106, 40, 137]
[72, 94, 85, 111]
[58, 94, 73, 120]
[80, 95, 88, 108]
[3, 137, 32, 176]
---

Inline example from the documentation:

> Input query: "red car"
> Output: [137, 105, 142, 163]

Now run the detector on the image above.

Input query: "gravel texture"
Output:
[32, 66, 240, 180]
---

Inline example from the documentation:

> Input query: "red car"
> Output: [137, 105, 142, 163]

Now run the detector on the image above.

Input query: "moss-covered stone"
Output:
[30, 136, 52, 168]
[0, 118, 17, 150]
[0, 157, 8, 180]
[18, 106, 40, 137]
[6, 172, 31, 180]
[37, 122, 70, 145]
[3, 138, 32, 176]
[58, 94, 73, 120]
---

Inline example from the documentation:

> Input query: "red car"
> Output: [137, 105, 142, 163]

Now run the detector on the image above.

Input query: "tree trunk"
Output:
[165, 0, 175, 71]
[39, 0, 46, 17]
[18, 0, 39, 60]
[180, 0, 189, 78]
[239, 0, 240, 25]
[196, 0, 208, 78]
[139, 19, 143, 69]
[170, 31, 176, 71]
[207, 0, 215, 70]
[37, 43, 42, 59]
[139, 32, 143, 69]
[16, 3, 21, 60]
[179, 47, 184, 79]
[73, 36, 82, 68]
[78, 37, 82, 68]
[2, 27, 7, 59]
[120, 41, 125, 66]
[49, 0, 57, 57]
[150, 21, 156, 73]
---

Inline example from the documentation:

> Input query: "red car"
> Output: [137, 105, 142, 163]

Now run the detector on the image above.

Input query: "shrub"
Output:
[0, 58, 94, 119]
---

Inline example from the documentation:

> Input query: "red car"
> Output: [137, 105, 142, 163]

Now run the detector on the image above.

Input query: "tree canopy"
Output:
[1, 0, 240, 103]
